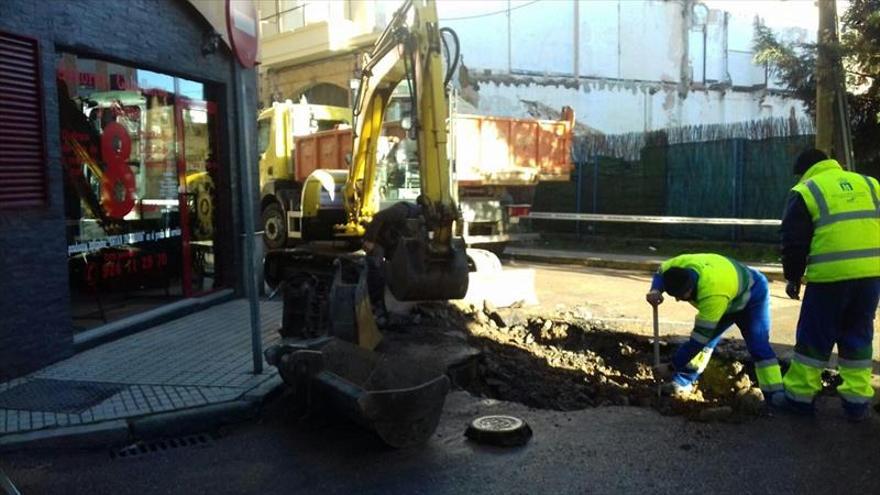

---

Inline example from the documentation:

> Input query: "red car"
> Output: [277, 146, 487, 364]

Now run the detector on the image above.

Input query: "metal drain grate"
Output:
[111, 434, 213, 459]
[0, 379, 126, 413]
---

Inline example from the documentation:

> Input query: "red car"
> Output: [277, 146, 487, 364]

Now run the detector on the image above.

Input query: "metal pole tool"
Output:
[652, 304, 661, 367]
[652, 304, 662, 397]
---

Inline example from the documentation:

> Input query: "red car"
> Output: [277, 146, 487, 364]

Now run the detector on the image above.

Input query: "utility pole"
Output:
[237, 64, 263, 375]
[815, 0, 854, 170]
[815, 0, 835, 156]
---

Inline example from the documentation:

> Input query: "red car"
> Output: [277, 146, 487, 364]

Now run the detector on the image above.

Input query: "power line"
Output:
[439, 0, 541, 22]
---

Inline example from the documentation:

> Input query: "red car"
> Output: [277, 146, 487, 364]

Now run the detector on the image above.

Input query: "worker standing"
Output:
[646, 254, 784, 401]
[777, 149, 880, 421]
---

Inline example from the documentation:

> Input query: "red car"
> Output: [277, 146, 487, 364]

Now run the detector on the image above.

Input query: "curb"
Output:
[0, 377, 287, 453]
[505, 251, 786, 282]
[0, 419, 130, 453]
[128, 400, 258, 440]
[73, 289, 236, 352]
[241, 375, 285, 405]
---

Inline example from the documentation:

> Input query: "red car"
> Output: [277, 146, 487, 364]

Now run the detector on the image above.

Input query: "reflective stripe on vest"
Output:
[805, 177, 880, 228]
[809, 248, 880, 264]
[728, 263, 754, 312]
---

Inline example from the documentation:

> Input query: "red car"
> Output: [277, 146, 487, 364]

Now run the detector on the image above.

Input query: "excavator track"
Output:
[266, 247, 344, 338]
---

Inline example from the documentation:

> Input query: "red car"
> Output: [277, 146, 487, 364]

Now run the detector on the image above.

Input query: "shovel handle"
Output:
[652, 304, 660, 367]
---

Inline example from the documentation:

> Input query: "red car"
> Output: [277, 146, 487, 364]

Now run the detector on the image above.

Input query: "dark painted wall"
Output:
[0, 0, 259, 380]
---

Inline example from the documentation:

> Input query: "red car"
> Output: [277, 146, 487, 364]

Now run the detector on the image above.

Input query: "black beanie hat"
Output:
[662, 267, 695, 298]
[794, 149, 828, 176]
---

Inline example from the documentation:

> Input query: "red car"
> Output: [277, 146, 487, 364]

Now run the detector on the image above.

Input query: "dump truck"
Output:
[392, 93, 575, 254]
[258, 100, 352, 250]
[257, 94, 575, 255]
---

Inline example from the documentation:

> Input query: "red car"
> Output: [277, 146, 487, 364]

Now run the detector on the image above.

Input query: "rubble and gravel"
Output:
[400, 302, 778, 422]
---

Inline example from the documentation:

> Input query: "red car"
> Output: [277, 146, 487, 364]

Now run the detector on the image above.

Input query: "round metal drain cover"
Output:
[465, 415, 532, 446]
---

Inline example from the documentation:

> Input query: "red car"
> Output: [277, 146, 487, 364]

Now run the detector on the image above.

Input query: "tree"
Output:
[753, 0, 880, 178]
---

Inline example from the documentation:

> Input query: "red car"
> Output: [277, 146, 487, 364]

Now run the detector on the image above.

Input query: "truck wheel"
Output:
[262, 203, 287, 250]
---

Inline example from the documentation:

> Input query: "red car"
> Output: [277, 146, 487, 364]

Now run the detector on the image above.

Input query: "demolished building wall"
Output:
[438, 0, 812, 134]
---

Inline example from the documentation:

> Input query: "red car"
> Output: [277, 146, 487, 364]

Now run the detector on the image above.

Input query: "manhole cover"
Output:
[471, 415, 524, 432]
[0, 379, 126, 413]
[465, 414, 533, 446]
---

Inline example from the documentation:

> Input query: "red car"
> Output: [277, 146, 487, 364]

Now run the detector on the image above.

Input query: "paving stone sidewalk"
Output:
[0, 299, 282, 437]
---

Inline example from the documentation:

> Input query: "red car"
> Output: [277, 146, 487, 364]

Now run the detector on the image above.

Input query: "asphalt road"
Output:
[2, 263, 879, 494]
[3, 389, 880, 495]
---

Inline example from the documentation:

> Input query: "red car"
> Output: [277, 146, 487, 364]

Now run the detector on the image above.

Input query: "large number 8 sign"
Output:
[100, 122, 136, 219]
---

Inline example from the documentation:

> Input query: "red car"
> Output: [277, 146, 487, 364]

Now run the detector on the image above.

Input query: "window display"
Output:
[57, 54, 224, 331]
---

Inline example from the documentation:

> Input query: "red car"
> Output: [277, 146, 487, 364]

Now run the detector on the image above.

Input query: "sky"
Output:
[703, 0, 850, 31]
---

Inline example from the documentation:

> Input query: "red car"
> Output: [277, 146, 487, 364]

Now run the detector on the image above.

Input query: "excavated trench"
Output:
[401, 303, 779, 422]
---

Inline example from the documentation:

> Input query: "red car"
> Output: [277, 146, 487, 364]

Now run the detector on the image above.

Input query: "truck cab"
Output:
[258, 100, 351, 249]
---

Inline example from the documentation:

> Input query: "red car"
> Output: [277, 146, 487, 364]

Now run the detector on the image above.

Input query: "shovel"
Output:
[652, 304, 662, 397]
[652, 304, 661, 368]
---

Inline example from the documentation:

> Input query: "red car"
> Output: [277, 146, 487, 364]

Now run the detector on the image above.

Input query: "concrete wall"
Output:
[471, 76, 804, 134]
[438, 0, 810, 133]
[0, 0, 258, 380]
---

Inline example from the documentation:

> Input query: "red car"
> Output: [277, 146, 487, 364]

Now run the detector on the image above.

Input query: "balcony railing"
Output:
[260, 1, 348, 37]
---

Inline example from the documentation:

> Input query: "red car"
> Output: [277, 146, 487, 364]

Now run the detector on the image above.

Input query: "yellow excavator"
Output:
[263, 0, 475, 448]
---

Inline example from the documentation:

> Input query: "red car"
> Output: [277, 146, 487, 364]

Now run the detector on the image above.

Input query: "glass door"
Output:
[176, 96, 220, 297]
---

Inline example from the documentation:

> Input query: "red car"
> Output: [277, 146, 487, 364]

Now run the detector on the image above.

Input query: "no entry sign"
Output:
[226, 0, 258, 68]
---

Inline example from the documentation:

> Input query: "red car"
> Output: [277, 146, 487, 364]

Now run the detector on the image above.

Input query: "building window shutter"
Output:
[0, 30, 46, 208]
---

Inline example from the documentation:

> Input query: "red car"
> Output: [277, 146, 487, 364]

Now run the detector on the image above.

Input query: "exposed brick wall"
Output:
[0, 0, 258, 380]
[261, 55, 357, 108]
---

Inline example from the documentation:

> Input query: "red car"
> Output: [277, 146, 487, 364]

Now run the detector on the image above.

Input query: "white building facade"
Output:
[439, 0, 811, 133]
[257, 0, 812, 134]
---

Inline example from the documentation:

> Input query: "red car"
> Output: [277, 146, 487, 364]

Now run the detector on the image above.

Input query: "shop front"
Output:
[0, 0, 258, 380]
[57, 56, 229, 331]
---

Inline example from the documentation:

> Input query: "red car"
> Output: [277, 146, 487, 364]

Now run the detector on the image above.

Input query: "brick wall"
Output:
[0, 0, 258, 380]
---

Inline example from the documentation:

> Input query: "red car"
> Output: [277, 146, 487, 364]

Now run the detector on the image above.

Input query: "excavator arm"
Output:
[343, 0, 467, 301]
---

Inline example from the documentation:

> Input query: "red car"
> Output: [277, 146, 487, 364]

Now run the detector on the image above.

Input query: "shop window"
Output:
[0, 30, 46, 208]
[57, 53, 226, 331]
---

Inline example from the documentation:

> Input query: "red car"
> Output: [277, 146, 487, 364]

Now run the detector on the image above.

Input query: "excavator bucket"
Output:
[266, 337, 450, 448]
[385, 238, 470, 301]
[382, 248, 538, 312]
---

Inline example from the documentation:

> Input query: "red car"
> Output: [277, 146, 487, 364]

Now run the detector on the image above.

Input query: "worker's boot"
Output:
[768, 392, 816, 417]
[660, 381, 694, 398]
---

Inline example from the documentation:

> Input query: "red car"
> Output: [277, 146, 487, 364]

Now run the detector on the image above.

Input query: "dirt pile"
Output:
[407, 303, 769, 422]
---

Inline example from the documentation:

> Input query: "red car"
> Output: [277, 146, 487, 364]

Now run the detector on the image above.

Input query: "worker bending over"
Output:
[362, 201, 421, 318]
[778, 149, 880, 421]
[646, 253, 783, 400]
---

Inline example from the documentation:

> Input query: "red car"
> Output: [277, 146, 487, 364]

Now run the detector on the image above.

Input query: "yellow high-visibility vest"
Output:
[791, 159, 880, 283]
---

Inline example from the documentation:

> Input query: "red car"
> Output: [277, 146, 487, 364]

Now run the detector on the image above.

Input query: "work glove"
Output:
[645, 290, 664, 306]
[785, 280, 801, 300]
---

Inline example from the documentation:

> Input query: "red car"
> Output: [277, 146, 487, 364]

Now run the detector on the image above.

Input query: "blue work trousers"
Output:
[785, 277, 880, 415]
[672, 269, 777, 387]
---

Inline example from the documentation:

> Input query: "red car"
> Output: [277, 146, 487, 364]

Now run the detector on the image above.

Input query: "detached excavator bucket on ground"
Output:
[265, 337, 450, 449]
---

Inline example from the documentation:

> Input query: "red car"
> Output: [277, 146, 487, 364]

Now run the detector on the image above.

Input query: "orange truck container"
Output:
[291, 107, 574, 186]
[293, 128, 352, 182]
[452, 107, 574, 186]
[451, 107, 574, 250]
